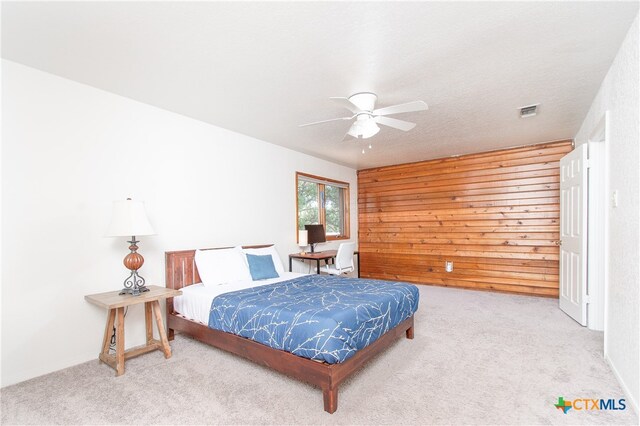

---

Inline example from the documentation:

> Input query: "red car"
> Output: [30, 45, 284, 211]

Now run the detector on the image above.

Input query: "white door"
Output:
[559, 144, 588, 325]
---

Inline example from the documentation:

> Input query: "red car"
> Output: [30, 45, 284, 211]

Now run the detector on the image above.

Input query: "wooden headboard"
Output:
[164, 245, 273, 291]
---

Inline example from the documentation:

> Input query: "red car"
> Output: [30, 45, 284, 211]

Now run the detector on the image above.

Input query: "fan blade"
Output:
[373, 100, 428, 116]
[375, 116, 416, 131]
[330, 97, 362, 113]
[299, 116, 353, 127]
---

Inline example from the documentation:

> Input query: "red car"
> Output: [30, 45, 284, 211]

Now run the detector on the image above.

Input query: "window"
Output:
[296, 172, 350, 240]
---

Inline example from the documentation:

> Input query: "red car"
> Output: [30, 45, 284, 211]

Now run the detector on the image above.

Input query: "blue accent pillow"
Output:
[246, 254, 280, 281]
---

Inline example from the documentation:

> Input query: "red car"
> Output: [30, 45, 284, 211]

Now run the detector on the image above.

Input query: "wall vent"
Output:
[519, 104, 539, 118]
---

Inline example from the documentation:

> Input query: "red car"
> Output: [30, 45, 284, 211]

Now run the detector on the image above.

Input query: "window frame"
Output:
[296, 172, 350, 242]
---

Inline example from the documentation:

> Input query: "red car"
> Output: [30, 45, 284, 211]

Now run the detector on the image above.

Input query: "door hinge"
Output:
[584, 296, 591, 304]
[586, 159, 592, 169]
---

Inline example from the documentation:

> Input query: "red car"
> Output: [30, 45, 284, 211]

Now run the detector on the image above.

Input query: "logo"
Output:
[555, 397, 572, 414]
[554, 396, 626, 414]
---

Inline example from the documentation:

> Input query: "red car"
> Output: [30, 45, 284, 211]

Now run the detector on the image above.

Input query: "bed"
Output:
[165, 245, 418, 413]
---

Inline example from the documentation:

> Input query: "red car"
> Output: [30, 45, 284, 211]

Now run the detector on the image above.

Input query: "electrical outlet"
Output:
[611, 190, 619, 208]
[445, 261, 453, 273]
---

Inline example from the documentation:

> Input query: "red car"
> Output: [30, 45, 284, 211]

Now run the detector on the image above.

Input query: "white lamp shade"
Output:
[106, 199, 155, 237]
[298, 230, 308, 246]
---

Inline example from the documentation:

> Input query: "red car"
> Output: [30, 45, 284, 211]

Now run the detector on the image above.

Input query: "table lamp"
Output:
[298, 230, 308, 254]
[106, 198, 155, 296]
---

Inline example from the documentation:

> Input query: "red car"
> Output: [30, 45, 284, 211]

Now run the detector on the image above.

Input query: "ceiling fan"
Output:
[299, 92, 428, 140]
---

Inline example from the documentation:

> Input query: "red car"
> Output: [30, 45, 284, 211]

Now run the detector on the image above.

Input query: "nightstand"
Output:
[85, 285, 182, 376]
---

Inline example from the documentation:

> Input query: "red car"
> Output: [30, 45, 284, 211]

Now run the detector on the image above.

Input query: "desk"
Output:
[85, 285, 182, 376]
[289, 250, 360, 277]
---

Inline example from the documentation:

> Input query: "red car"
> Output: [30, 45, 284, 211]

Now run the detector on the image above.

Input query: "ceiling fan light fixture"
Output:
[348, 116, 380, 139]
[361, 120, 380, 139]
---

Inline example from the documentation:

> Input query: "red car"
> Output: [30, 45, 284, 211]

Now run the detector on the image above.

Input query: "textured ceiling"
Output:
[2, 2, 638, 169]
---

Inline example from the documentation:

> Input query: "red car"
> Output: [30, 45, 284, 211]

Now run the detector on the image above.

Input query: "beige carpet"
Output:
[1, 285, 637, 425]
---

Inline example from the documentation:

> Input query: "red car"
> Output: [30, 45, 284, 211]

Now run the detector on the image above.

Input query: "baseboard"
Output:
[606, 354, 639, 419]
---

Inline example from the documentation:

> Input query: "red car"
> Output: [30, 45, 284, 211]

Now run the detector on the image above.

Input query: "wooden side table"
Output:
[85, 285, 182, 376]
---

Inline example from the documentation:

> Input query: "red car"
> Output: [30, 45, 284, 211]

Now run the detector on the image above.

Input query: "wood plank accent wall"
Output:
[357, 140, 573, 297]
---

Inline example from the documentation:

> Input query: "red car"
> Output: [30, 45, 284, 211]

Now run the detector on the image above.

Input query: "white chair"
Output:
[324, 242, 356, 276]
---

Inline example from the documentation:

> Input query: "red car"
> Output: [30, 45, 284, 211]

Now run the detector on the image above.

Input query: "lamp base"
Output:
[119, 286, 150, 296]
[119, 269, 148, 296]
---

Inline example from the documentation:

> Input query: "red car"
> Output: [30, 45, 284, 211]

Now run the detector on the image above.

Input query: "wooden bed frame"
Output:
[165, 245, 415, 414]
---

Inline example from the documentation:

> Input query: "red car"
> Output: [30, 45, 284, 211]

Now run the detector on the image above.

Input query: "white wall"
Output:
[0, 60, 358, 387]
[574, 14, 639, 413]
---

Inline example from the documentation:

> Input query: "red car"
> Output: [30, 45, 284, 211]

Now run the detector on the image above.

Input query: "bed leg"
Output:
[168, 328, 175, 341]
[406, 326, 414, 339]
[322, 387, 338, 414]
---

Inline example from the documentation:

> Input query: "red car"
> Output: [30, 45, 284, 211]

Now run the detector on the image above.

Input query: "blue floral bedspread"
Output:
[208, 274, 419, 364]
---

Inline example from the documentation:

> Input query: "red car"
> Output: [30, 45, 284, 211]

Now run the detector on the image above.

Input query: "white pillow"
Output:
[242, 245, 285, 276]
[195, 247, 252, 287]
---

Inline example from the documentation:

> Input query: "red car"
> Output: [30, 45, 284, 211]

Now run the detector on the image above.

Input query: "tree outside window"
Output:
[296, 172, 350, 240]
[298, 180, 320, 228]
